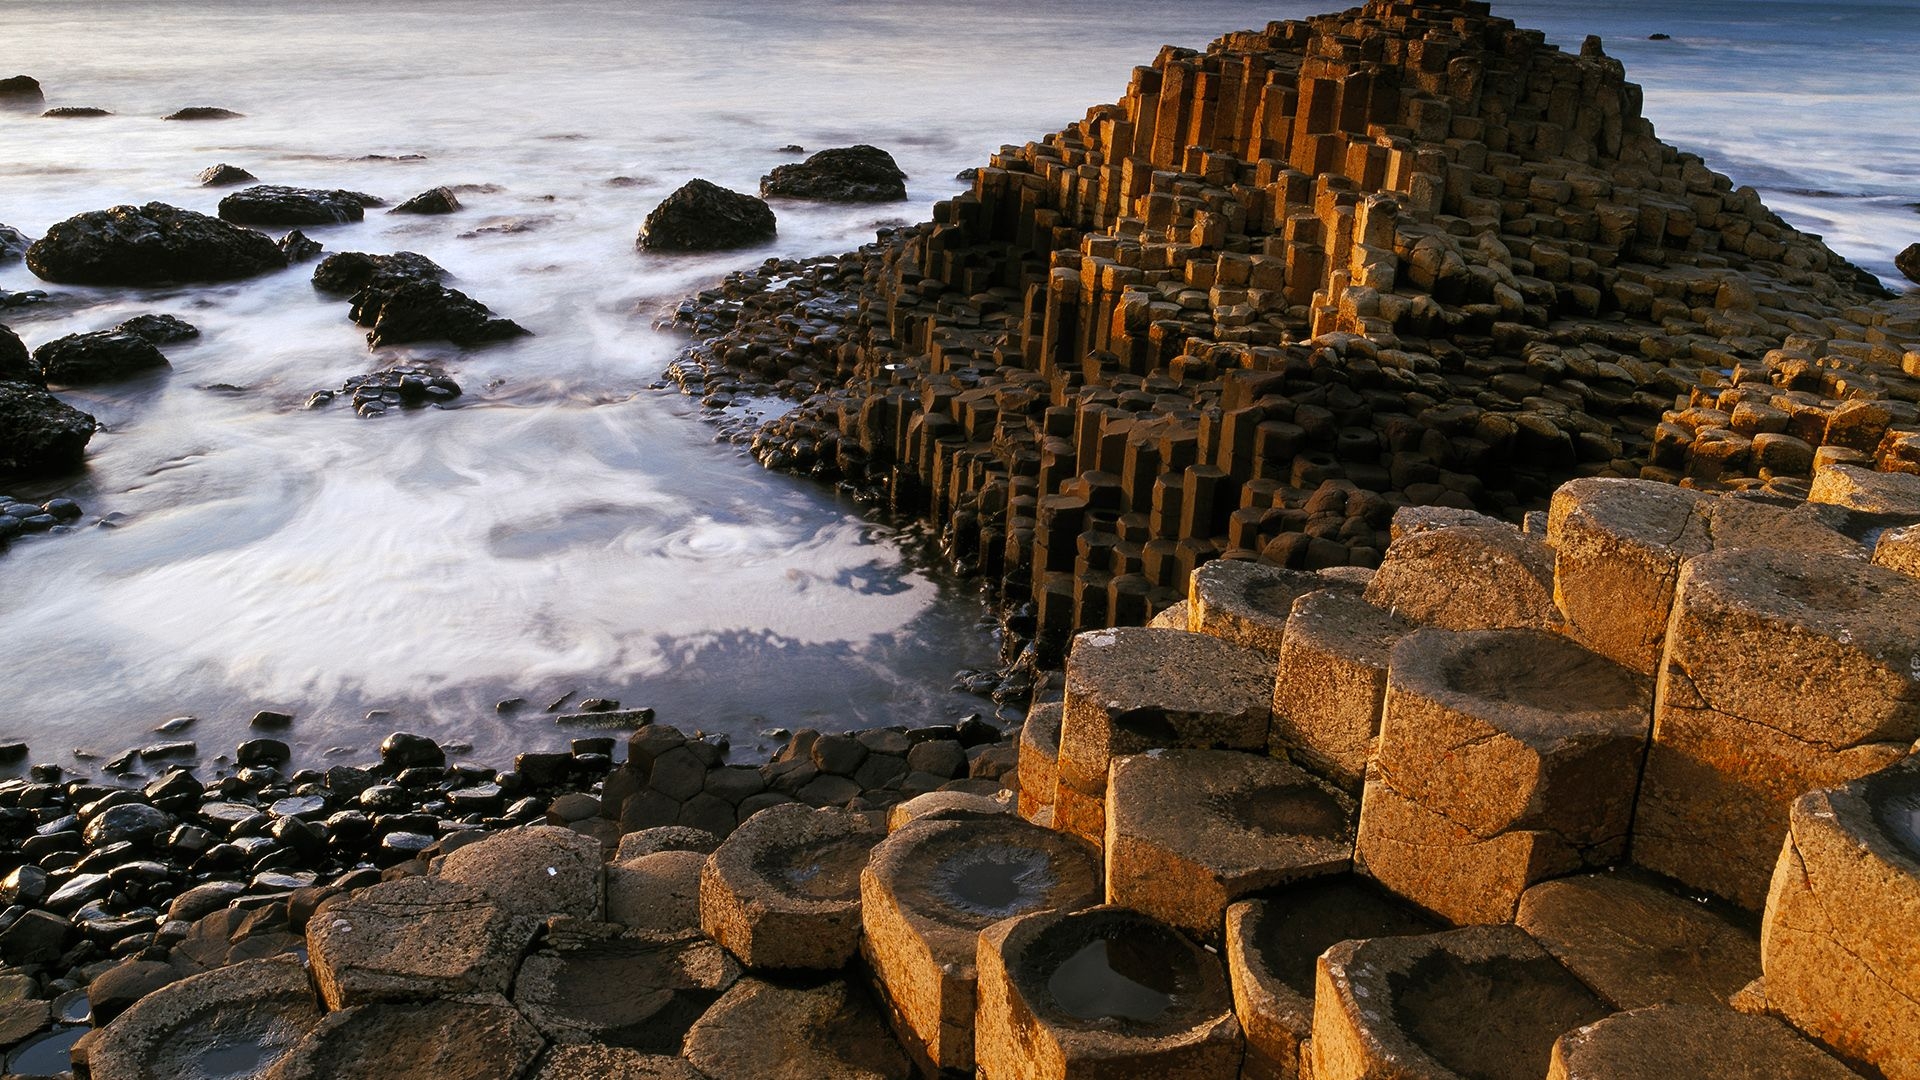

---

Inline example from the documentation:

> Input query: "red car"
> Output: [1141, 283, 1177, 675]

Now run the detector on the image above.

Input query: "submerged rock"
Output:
[33, 330, 170, 385]
[638, 180, 776, 252]
[217, 185, 379, 226]
[115, 314, 200, 344]
[164, 106, 243, 121]
[0, 381, 95, 477]
[0, 223, 30, 261]
[26, 202, 287, 284]
[42, 106, 110, 118]
[198, 163, 257, 187]
[760, 145, 908, 202]
[0, 76, 44, 107]
[391, 187, 460, 215]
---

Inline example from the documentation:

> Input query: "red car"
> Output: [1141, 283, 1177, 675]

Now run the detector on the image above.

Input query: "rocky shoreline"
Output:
[1, 0, 1919, 1076]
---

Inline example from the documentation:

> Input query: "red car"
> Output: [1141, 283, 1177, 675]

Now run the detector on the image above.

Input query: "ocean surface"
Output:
[0, 0, 1914, 773]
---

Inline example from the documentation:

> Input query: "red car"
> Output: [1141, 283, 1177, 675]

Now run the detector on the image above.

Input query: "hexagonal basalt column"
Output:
[1224, 878, 1440, 1080]
[699, 803, 883, 971]
[1056, 627, 1273, 848]
[1761, 757, 1920, 1079]
[1516, 871, 1758, 1011]
[88, 958, 322, 1080]
[1635, 549, 1920, 909]
[1017, 701, 1063, 824]
[1547, 1003, 1860, 1080]
[1311, 925, 1610, 1080]
[1270, 589, 1415, 791]
[306, 875, 536, 1009]
[1105, 749, 1354, 939]
[1363, 521, 1562, 632]
[512, 930, 739, 1052]
[1357, 628, 1652, 924]
[861, 814, 1102, 1073]
[1188, 560, 1330, 656]
[975, 906, 1244, 1080]
[1546, 477, 1710, 675]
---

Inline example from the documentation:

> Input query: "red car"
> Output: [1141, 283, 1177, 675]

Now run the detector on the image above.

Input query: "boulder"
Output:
[350, 278, 528, 348]
[760, 145, 908, 202]
[0, 325, 32, 382]
[33, 330, 169, 385]
[392, 186, 460, 214]
[165, 106, 243, 120]
[311, 249, 445, 294]
[199, 163, 257, 187]
[0, 381, 96, 477]
[0, 223, 28, 260]
[638, 179, 776, 252]
[26, 202, 287, 284]
[278, 230, 322, 262]
[115, 313, 199, 344]
[218, 185, 378, 226]
[683, 977, 911, 1080]
[1898, 242, 1920, 286]
[0, 76, 43, 108]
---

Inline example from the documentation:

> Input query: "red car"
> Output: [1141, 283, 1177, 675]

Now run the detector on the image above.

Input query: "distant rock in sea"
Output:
[761, 145, 908, 202]
[198, 163, 257, 187]
[0, 76, 43, 107]
[164, 106, 243, 121]
[638, 180, 776, 252]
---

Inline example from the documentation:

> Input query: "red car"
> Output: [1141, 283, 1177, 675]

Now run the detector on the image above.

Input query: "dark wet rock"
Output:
[115, 314, 199, 344]
[761, 145, 908, 202]
[236, 739, 291, 768]
[391, 186, 460, 215]
[44, 106, 111, 118]
[638, 179, 776, 252]
[198, 163, 256, 187]
[217, 185, 376, 226]
[0, 224, 29, 260]
[0, 76, 44, 107]
[312, 361, 466, 411]
[1648, 32, 1672, 40]
[1898, 242, 1920, 285]
[165, 106, 243, 121]
[31, 331, 167, 386]
[351, 279, 528, 348]
[26, 202, 287, 284]
[84, 803, 170, 848]
[250, 710, 293, 730]
[0, 381, 96, 477]
[278, 229, 322, 262]
[378, 732, 445, 771]
[0, 866, 49, 907]
[310, 250, 444, 294]
[0, 326, 32, 382]
[0, 289, 50, 309]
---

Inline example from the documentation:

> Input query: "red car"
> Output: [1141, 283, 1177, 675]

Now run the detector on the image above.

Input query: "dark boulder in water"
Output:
[760, 145, 908, 202]
[42, 107, 110, 118]
[311, 250, 445, 294]
[351, 280, 528, 348]
[391, 187, 461, 215]
[114, 314, 199, 344]
[0, 327, 34, 383]
[0, 381, 95, 478]
[279, 230, 323, 263]
[0, 76, 44, 108]
[198, 163, 257, 187]
[26, 202, 287, 285]
[1898, 243, 1920, 286]
[0, 224, 29, 262]
[639, 179, 777, 252]
[217, 185, 379, 226]
[32, 330, 169, 385]
[164, 106, 243, 121]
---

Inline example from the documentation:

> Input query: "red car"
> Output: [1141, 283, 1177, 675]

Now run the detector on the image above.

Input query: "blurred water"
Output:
[0, 0, 1912, 772]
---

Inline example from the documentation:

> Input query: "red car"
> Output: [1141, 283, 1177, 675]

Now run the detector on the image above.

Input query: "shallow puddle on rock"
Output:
[938, 848, 1053, 918]
[198, 1041, 282, 1080]
[777, 837, 870, 901]
[6, 1025, 86, 1075]
[1873, 789, 1920, 860]
[1046, 938, 1175, 1023]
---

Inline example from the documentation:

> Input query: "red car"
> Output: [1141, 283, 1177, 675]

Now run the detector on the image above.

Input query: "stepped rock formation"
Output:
[667, 0, 1918, 658]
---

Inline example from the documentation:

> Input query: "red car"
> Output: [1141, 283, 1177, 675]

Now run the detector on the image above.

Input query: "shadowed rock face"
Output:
[32, 330, 169, 386]
[1388, 951, 1609, 1080]
[0, 76, 44, 107]
[0, 381, 96, 478]
[638, 180, 776, 252]
[761, 145, 908, 202]
[25, 202, 287, 284]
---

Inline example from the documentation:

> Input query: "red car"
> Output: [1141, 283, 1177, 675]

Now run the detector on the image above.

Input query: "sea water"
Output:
[0, 0, 1913, 770]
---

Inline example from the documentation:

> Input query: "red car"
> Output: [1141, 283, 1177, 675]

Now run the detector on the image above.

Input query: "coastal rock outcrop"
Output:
[217, 185, 380, 226]
[32, 330, 170, 385]
[0, 380, 96, 477]
[760, 145, 908, 203]
[391, 186, 460, 215]
[26, 203, 287, 284]
[198, 163, 256, 187]
[638, 180, 776, 252]
[0, 76, 44, 108]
